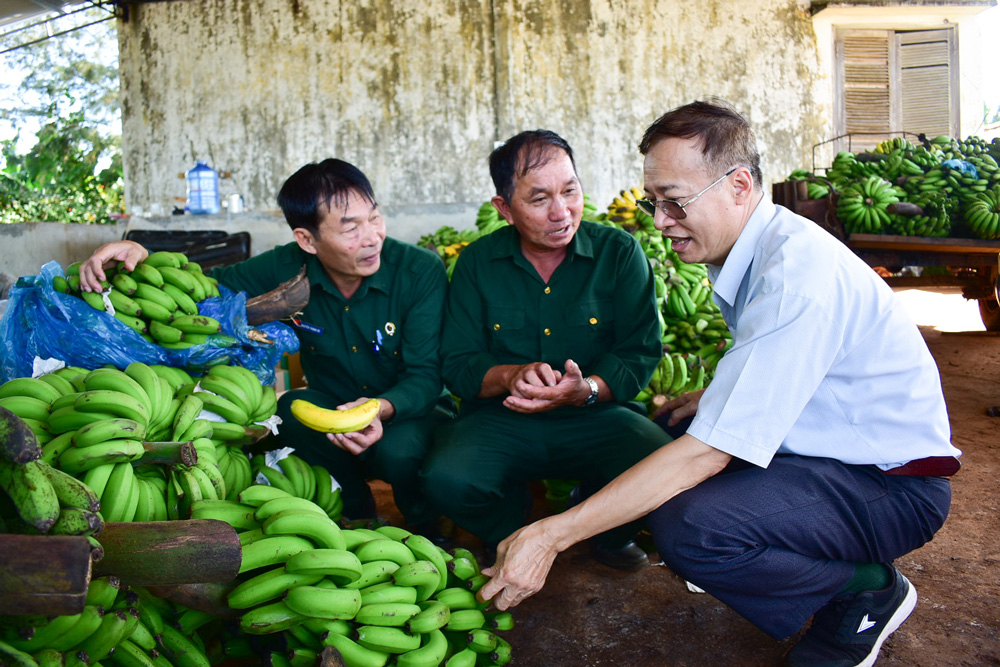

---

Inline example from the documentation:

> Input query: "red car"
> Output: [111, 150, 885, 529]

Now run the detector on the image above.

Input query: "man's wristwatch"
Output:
[582, 376, 599, 406]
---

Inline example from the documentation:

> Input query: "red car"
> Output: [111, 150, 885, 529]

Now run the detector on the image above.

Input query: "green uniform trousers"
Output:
[276, 388, 448, 525]
[420, 403, 671, 547]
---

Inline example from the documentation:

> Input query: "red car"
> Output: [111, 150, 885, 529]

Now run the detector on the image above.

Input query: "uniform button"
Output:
[544, 286, 551, 294]
[344, 306, 350, 311]
[493, 323, 501, 331]
[544, 328, 551, 336]
[393, 350, 399, 356]
[589, 317, 598, 325]
[362, 385, 368, 390]
[351, 346, 358, 352]
[309, 345, 315, 351]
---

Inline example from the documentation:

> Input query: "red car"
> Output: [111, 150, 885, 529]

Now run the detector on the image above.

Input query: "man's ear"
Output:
[492, 195, 513, 224]
[732, 167, 755, 205]
[293, 228, 319, 255]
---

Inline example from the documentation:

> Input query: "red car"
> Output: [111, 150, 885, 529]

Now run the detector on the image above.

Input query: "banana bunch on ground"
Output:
[249, 454, 344, 521]
[835, 175, 903, 235]
[196, 489, 513, 666]
[0, 575, 215, 667]
[51, 251, 234, 350]
[962, 184, 1000, 240]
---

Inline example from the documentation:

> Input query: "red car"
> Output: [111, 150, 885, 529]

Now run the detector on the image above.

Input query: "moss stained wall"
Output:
[118, 0, 826, 240]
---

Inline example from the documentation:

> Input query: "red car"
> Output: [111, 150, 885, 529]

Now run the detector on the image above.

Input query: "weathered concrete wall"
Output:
[117, 0, 828, 246]
[0, 223, 125, 281]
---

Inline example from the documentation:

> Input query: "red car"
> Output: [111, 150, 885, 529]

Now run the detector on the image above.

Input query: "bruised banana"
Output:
[290, 398, 380, 434]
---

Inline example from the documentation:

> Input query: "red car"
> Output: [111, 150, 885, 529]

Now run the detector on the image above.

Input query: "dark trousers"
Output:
[276, 388, 449, 525]
[420, 403, 671, 547]
[647, 454, 952, 639]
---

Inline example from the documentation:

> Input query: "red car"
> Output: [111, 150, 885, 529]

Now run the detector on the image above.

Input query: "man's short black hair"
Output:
[489, 130, 578, 203]
[276, 158, 376, 235]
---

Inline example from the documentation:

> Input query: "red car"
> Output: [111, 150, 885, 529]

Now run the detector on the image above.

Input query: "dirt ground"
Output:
[373, 325, 1000, 666]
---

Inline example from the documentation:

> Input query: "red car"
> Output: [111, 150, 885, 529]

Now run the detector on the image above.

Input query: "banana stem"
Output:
[135, 441, 197, 467]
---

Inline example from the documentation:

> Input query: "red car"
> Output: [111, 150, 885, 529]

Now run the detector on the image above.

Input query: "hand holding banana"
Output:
[329, 397, 390, 455]
[78, 240, 149, 293]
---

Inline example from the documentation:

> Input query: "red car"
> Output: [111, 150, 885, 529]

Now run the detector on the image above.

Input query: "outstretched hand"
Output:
[78, 241, 149, 292]
[479, 519, 561, 610]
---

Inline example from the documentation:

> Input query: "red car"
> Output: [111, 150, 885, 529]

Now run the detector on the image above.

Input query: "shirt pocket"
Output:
[566, 300, 615, 353]
[486, 305, 526, 357]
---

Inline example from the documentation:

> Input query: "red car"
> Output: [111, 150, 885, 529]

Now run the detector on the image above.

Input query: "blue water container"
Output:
[185, 161, 220, 214]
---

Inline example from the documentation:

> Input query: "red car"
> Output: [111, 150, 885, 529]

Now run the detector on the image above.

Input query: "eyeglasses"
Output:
[637, 167, 737, 220]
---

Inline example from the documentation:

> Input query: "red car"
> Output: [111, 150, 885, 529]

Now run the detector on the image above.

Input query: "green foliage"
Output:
[0, 7, 122, 223]
[1, 113, 123, 223]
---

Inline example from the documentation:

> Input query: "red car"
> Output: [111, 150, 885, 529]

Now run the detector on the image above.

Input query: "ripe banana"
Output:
[290, 398, 380, 434]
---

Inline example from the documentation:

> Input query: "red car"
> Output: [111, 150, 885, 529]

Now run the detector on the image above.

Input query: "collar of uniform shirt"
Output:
[487, 220, 596, 261]
[303, 247, 393, 301]
[708, 197, 777, 308]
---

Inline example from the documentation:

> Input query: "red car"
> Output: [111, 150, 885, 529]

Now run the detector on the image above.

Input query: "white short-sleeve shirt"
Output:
[687, 198, 960, 470]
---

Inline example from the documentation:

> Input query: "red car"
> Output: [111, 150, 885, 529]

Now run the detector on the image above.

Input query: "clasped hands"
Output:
[502, 359, 588, 413]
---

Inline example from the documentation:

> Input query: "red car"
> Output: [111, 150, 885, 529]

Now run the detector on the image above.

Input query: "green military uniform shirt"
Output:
[442, 221, 661, 409]
[211, 237, 446, 421]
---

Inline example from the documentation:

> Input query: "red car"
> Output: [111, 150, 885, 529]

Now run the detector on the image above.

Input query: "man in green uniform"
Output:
[79, 159, 451, 538]
[420, 130, 671, 569]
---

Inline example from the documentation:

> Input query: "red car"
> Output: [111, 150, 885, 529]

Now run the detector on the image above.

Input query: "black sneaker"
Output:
[785, 565, 917, 667]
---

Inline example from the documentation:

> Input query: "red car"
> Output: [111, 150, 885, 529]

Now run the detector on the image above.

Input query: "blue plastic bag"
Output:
[0, 261, 299, 384]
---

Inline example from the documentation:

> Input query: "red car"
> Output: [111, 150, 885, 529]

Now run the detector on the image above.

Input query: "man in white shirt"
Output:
[479, 100, 961, 667]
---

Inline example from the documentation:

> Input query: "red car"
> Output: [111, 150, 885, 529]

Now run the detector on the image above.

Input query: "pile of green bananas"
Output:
[0, 574, 225, 667]
[0, 406, 103, 538]
[787, 168, 831, 199]
[192, 487, 513, 666]
[788, 134, 1000, 239]
[51, 251, 233, 350]
[835, 175, 904, 235]
[962, 184, 1000, 240]
[248, 454, 345, 521]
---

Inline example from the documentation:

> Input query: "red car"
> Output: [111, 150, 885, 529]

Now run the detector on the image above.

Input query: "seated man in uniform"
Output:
[420, 130, 671, 569]
[80, 158, 452, 541]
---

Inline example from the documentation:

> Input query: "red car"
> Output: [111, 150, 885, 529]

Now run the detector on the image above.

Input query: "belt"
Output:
[882, 456, 961, 477]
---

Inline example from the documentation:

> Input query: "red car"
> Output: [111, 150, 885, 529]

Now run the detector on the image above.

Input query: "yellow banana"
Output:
[290, 398, 380, 434]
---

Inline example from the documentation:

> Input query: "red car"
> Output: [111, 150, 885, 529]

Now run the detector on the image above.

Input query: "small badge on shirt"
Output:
[290, 316, 324, 335]
[384, 322, 396, 336]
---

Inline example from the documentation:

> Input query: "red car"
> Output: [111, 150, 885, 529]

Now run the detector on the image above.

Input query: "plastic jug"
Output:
[185, 161, 220, 214]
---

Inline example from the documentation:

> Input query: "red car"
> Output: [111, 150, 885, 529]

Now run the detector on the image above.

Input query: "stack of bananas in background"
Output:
[51, 251, 234, 349]
[786, 134, 1000, 239]
[418, 188, 733, 417]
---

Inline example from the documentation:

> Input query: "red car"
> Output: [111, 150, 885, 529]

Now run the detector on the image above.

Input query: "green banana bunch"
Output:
[961, 185, 1000, 240]
[835, 175, 901, 235]
[53, 252, 226, 350]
